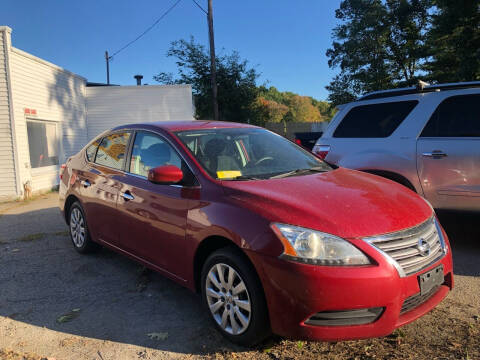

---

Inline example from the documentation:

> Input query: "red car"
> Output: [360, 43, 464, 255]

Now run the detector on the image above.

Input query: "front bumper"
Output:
[249, 227, 453, 341]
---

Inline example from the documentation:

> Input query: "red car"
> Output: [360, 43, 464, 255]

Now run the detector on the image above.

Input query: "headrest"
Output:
[204, 138, 227, 158]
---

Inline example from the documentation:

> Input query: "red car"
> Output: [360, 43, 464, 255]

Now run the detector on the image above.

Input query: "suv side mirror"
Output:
[148, 165, 183, 185]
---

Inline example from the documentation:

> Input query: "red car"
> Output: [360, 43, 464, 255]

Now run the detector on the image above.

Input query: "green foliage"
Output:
[154, 38, 336, 124]
[257, 86, 335, 124]
[283, 95, 323, 123]
[325, 0, 430, 105]
[326, 0, 394, 105]
[325, 73, 358, 108]
[425, 0, 480, 83]
[385, 0, 431, 86]
[253, 96, 289, 126]
[326, 0, 479, 106]
[154, 37, 259, 123]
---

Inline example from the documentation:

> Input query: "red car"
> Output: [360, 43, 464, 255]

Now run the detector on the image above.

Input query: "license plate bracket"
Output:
[418, 265, 444, 295]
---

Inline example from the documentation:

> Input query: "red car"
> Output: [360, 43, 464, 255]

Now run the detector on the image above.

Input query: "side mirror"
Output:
[148, 165, 183, 185]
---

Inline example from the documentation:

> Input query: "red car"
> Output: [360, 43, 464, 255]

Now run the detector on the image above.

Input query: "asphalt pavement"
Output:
[0, 193, 478, 360]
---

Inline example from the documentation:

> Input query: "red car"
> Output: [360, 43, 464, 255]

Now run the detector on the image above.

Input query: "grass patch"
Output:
[53, 230, 69, 236]
[18, 233, 45, 242]
[56, 308, 81, 324]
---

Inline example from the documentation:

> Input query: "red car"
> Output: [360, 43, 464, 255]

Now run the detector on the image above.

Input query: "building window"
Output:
[27, 120, 59, 168]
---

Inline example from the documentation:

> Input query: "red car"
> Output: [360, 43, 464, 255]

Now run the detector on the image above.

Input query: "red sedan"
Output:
[59, 121, 453, 346]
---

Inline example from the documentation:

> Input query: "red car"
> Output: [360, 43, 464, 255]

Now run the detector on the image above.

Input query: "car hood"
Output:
[222, 168, 432, 239]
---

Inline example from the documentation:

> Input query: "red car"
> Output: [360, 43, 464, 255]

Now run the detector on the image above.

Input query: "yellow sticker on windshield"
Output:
[217, 171, 242, 179]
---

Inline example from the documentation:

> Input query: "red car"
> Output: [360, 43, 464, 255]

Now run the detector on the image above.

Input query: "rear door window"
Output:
[333, 101, 418, 138]
[420, 94, 480, 137]
[94, 132, 131, 170]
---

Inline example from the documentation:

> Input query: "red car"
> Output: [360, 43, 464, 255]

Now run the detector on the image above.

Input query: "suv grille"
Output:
[364, 217, 446, 277]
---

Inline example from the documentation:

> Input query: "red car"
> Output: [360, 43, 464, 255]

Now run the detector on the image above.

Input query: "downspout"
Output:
[2, 26, 22, 197]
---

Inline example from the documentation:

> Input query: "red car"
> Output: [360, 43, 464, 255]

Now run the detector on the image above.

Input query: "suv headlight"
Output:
[271, 223, 370, 265]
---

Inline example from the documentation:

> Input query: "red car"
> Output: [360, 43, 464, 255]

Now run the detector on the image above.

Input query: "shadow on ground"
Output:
[0, 200, 478, 358]
[436, 210, 480, 277]
[0, 205, 244, 356]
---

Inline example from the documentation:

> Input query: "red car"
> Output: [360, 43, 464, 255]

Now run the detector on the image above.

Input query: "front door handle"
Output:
[80, 179, 91, 187]
[121, 191, 134, 201]
[422, 151, 447, 158]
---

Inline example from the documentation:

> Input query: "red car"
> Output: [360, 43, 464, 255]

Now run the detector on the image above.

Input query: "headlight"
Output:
[271, 223, 370, 266]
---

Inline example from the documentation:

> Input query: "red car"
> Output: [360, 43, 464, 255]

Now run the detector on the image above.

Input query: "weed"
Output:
[53, 231, 69, 236]
[18, 233, 45, 242]
[56, 308, 81, 324]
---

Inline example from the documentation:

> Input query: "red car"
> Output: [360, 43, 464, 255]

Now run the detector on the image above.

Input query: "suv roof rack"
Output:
[358, 81, 480, 101]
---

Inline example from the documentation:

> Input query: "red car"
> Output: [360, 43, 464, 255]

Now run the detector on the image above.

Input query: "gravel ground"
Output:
[0, 193, 478, 360]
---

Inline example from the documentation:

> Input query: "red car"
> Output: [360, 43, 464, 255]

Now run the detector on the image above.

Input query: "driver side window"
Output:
[129, 131, 182, 177]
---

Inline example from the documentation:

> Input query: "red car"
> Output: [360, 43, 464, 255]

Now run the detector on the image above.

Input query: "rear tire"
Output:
[201, 247, 270, 347]
[68, 202, 99, 254]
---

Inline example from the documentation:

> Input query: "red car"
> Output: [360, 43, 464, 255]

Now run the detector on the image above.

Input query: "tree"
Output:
[257, 85, 286, 104]
[257, 86, 331, 123]
[154, 37, 260, 122]
[385, 0, 431, 86]
[325, 73, 358, 106]
[326, 0, 393, 105]
[284, 95, 323, 123]
[253, 97, 289, 126]
[311, 98, 338, 120]
[326, 0, 432, 105]
[425, 0, 480, 82]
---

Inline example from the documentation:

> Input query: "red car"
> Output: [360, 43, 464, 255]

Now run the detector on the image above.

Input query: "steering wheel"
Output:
[255, 156, 274, 166]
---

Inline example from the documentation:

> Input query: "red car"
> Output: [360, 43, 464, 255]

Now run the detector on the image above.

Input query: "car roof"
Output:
[358, 81, 480, 101]
[112, 120, 260, 133]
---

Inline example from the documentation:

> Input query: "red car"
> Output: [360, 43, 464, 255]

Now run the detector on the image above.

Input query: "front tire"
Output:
[68, 202, 99, 254]
[201, 247, 270, 346]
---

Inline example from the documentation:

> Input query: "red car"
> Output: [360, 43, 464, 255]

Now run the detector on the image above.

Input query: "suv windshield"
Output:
[175, 128, 331, 180]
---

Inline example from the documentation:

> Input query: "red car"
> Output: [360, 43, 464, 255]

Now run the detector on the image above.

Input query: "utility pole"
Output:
[207, 0, 219, 120]
[105, 51, 110, 85]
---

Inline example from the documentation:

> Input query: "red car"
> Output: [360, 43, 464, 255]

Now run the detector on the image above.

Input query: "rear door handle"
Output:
[80, 179, 91, 187]
[121, 192, 134, 201]
[422, 151, 447, 158]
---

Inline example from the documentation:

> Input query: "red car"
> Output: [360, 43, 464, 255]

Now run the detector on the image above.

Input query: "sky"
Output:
[1, 0, 342, 100]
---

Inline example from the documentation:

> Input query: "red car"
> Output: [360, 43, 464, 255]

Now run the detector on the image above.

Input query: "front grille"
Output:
[401, 285, 441, 314]
[364, 217, 446, 277]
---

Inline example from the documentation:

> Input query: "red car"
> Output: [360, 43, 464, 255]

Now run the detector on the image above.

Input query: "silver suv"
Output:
[313, 81, 480, 212]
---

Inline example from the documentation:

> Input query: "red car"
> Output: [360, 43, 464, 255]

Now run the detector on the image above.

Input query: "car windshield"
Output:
[175, 128, 331, 180]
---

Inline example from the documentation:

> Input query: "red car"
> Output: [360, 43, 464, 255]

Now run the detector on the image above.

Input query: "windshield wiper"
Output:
[269, 166, 328, 179]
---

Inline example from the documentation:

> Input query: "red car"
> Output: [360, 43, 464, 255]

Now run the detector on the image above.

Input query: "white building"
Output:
[0, 26, 194, 201]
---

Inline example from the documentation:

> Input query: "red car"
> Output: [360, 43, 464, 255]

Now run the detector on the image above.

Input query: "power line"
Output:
[109, 0, 183, 60]
[191, 0, 207, 14]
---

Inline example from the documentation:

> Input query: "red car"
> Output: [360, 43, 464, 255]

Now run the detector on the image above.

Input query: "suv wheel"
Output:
[201, 247, 270, 346]
[68, 202, 99, 253]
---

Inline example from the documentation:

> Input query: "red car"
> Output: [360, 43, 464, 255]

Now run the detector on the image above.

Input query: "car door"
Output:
[416, 93, 480, 211]
[77, 131, 132, 245]
[115, 130, 198, 280]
